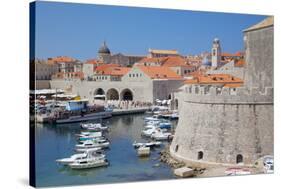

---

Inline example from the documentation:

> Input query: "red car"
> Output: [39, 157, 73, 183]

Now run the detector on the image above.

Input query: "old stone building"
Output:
[97, 41, 145, 66]
[50, 65, 184, 103]
[170, 17, 273, 167]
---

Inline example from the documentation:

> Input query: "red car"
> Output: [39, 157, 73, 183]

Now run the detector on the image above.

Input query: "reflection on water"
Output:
[35, 114, 177, 187]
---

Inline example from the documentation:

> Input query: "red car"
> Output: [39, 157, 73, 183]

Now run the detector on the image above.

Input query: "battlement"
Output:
[181, 85, 273, 104]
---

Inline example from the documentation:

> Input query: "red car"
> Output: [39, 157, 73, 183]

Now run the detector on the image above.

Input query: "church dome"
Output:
[98, 41, 111, 54]
[213, 38, 220, 43]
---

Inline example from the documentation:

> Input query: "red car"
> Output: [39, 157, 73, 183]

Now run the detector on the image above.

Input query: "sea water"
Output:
[35, 114, 177, 187]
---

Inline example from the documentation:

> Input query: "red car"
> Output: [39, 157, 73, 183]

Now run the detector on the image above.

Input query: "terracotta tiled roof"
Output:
[95, 64, 120, 73]
[137, 66, 183, 79]
[162, 56, 187, 67]
[185, 74, 243, 87]
[47, 56, 77, 64]
[221, 52, 244, 58]
[235, 59, 245, 67]
[221, 52, 233, 57]
[102, 67, 131, 76]
[138, 57, 168, 64]
[85, 59, 102, 65]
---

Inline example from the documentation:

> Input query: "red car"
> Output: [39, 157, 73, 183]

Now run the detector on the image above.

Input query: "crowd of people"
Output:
[106, 100, 153, 110]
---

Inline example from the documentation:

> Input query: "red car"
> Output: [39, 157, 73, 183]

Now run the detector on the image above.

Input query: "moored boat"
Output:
[69, 158, 109, 169]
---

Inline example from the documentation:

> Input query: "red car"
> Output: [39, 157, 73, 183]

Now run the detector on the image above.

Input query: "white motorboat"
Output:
[56, 148, 105, 165]
[144, 124, 156, 129]
[76, 139, 110, 149]
[133, 141, 162, 148]
[141, 127, 159, 137]
[69, 158, 109, 169]
[151, 131, 173, 141]
[81, 123, 108, 131]
[76, 131, 103, 138]
[145, 120, 161, 125]
[78, 132, 104, 141]
[56, 153, 87, 165]
[75, 147, 103, 153]
[144, 116, 160, 122]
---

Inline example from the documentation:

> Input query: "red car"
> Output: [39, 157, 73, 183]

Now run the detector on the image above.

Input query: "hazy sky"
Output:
[34, 1, 267, 61]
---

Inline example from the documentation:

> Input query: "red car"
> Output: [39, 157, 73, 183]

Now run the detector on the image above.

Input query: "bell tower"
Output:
[211, 38, 221, 68]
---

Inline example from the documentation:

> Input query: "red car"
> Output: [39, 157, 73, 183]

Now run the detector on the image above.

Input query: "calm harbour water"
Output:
[35, 114, 177, 187]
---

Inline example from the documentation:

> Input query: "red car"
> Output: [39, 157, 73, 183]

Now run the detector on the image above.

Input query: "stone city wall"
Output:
[170, 85, 273, 167]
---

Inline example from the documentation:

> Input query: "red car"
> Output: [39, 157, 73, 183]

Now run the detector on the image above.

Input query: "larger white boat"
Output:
[56, 148, 104, 165]
[69, 158, 109, 169]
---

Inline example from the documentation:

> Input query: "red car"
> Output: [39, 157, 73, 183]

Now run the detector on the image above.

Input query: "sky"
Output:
[34, 1, 267, 61]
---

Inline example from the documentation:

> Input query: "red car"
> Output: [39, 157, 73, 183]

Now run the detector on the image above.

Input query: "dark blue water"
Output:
[35, 114, 177, 187]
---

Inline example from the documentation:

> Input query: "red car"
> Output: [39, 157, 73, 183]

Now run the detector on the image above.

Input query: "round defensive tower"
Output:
[170, 17, 274, 167]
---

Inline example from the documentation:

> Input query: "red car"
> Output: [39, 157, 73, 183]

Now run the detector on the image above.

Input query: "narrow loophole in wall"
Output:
[236, 154, 243, 164]
[175, 145, 179, 152]
[198, 151, 203, 160]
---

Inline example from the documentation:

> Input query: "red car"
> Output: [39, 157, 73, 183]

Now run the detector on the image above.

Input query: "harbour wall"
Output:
[170, 85, 273, 167]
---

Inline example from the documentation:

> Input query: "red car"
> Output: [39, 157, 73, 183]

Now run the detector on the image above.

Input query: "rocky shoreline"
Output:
[159, 146, 206, 177]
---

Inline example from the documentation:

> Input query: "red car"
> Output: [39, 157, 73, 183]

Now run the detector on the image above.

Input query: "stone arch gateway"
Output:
[120, 88, 133, 101]
[106, 88, 119, 100]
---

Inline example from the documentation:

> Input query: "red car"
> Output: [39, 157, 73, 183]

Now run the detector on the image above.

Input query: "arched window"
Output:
[198, 151, 203, 160]
[236, 154, 243, 164]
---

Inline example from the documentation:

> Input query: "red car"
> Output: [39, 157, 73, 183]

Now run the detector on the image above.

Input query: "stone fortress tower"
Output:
[170, 17, 273, 167]
[98, 41, 111, 63]
[211, 38, 221, 68]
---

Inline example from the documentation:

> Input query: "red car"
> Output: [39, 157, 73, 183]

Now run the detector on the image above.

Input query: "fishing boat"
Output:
[69, 158, 109, 169]
[76, 139, 110, 149]
[133, 141, 162, 148]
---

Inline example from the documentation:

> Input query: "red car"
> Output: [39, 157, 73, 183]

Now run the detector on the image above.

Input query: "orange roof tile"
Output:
[47, 56, 77, 64]
[95, 64, 120, 73]
[102, 67, 131, 76]
[235, 59, 245, 67]
[85, 59, 102, 65]
[185, 74, 243, 87]
[137, 66, 183, 79]
[138, 57, 168, 64]
[162, 56, 187, 67]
